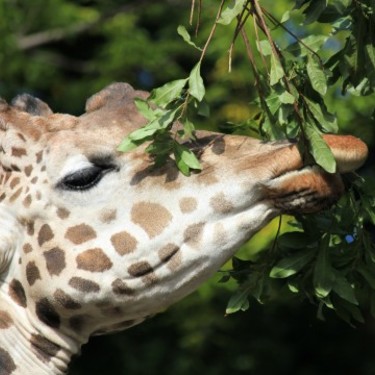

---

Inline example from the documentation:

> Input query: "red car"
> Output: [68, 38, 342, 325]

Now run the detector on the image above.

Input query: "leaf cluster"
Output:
[117, 0, 375, 323]
[117, 64, 206, 175]
[225, 177, 375, 324]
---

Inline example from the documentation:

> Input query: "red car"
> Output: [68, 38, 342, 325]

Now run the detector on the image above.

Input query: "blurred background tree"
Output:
[1, 0, 375, 374]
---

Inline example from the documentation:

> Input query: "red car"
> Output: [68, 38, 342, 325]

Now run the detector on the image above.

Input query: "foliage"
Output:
[117, 0, 375, 324]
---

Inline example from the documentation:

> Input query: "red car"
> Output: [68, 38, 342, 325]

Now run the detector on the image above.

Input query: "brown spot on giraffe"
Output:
[30, 334, 60, 363]
[110, 231, 137, 256]
[158, 243, 181, 271]
[131, 202, 172, 238]
[111, 279, 135, 296]
[53, 289, 81, 310]
[0, 311, 14, 329]
[9, 187, 22, 203]
[56, 207, 70, 219]
[128, 261, 154, 277]
[38, 224, 54, 246]
[26, 221, 35, 236]
[213, 222, 227, 246]
[35, 150, 43, 163]
[30, 176, 38, 184]
[24, 165, 33, 177]
[22, 194, 32, 208]
[11, 147, 27, 158]
[69, 314, 88, 332]
[69, 277, 100, 293]
[65, 224, 97, 245]
[9, 177, 20, 190]
[26, 261, 41, 286]
[99, 208, 117, 223]
[22, 243, 33, 254]
[183, 222, 206, 249]
[0, 347, 16, 374]
[8, 279, 27, 308]
[35, 298, 60, 328]
[179, 197, 198, 213]
[210, 192, 234, 214]
[16, 132, 26, 142]
[43, 247, 66, 276]
[76, 248, 113, 272]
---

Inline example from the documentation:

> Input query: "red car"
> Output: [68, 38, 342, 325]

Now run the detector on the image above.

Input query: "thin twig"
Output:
[195, 0, 202, 36]
[190, 0, 196, 25]
[199, 0, 226, 63]
[262, 8, 325, 68]
[228, 2, 252, 72]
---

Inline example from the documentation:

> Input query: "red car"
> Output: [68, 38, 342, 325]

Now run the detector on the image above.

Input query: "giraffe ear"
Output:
[85, 82, 149, 113]
[11, 94, 53, 116]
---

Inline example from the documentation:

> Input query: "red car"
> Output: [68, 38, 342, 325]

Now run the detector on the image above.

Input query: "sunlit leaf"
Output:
[174, 143, 201, 171]
[304, 123, 337, 173]
[304, 97, 338, 133]
[270, 249, 315, 278]
[307, 54, 327, 96]
[134, 98, 156, 121]
[270, 54, 284, 85]
[256, 39, 272, 56]
[177, 25, 202, 50]
[117, 137, 142, 152]
[217, 0, 246, 25]
[278, 90, 295, 104]
[189, 62, 205, 101]
[149, 78, 188, 108]
[226, 288, 250, 314]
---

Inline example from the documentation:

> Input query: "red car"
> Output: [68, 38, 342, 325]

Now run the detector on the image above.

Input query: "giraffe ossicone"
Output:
[0, 83, 368, 374]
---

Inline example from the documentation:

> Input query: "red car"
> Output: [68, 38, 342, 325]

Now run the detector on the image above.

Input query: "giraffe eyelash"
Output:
[57, 165, 116, 191]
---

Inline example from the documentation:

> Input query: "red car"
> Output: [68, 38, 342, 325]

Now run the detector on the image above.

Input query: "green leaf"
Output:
[304, 123, 337, 173]
[307, 54, 327, 96]
[280, 10, 290, 23]
[177, 25, 202, 50]
[278, 231, 313, 249]
[304, 97, 338, 133]
[181, 118, 196, 139]
[358, 266, 375, 290]
[303, 0, 327, 24]
[286, 35, 327, 57]
[149, 78, 188, 108]
[188, 62, 205, 102]
[117, 137, 141, 152]
[134, 98, 156, 121]
[128, 126, 159, 141]
[256, 39, 272, 56]
[333, 276, 358, 305]
[217, 0, 246, 25]
[174, 143, 201, 173]
[313, 240, 335, 298]
[279, 90, 295, 104]
[270, 54, 284, 86]
[269, 249, 315, 278]
[226, 288, 250, 314]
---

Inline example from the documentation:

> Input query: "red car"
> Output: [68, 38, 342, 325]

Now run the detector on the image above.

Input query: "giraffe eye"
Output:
[59, 165, 114, 191]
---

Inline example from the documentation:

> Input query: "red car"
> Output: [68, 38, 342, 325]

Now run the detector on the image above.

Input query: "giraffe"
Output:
[0, 82, 368, 374]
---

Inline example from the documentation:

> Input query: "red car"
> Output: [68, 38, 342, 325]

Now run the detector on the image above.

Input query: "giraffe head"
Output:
[0, 83, 368, 373]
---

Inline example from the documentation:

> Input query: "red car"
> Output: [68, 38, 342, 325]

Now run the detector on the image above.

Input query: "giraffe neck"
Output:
[0, 286, 76, 375]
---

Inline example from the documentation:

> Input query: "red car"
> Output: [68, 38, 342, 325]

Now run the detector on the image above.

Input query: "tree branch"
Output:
[16, 1, 150, 50]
